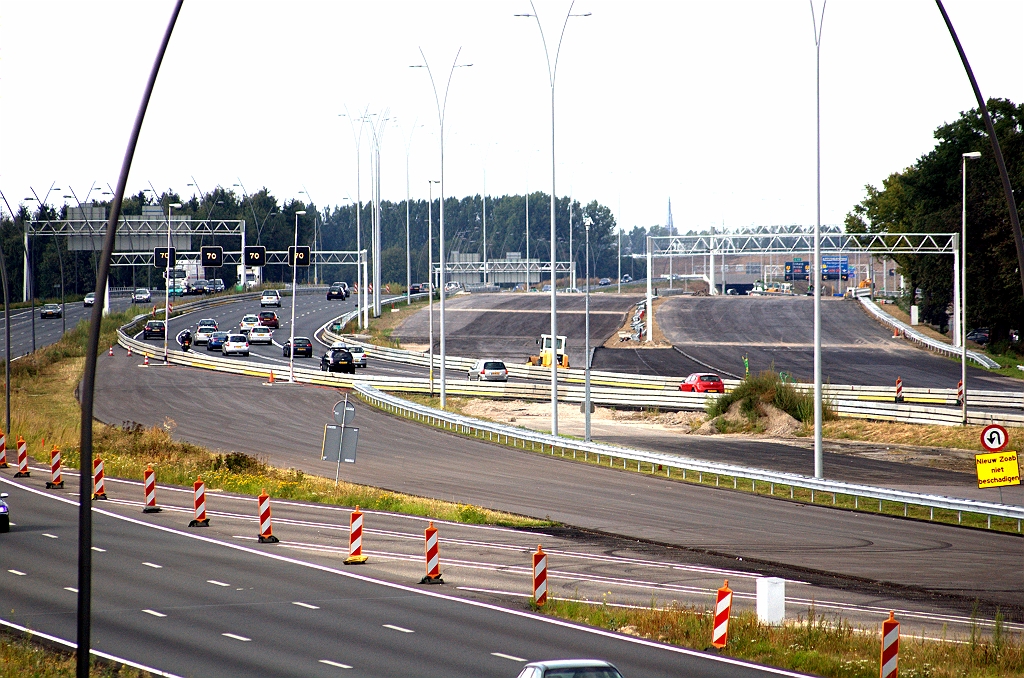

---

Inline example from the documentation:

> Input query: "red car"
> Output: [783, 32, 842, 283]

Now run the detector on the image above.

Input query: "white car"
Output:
[516, 660, 623, 678]
[260, 290, 282, 307]
[331, 341, 366, 368]
[222, 334, 250, 356]
[194, 326, 215, 345]
[239, 314, 260, 334]
[248, 325, 273, 344]
[468, 359, 508, 382]
[132, 288, 152, 303]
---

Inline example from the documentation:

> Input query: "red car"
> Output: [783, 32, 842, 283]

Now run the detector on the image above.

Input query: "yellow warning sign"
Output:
[975, 451, 1021, 489]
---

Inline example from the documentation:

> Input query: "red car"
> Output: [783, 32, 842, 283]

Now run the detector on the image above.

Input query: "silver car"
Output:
[248, 325, 273, 345]
[468, 359, 508, 382]
[132, 288, 152, 303]
[331, 341, 366, 368]
[515, 660, 623, 678]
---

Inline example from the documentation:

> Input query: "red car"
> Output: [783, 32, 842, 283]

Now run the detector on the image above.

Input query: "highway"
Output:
[0, 297, 134, 358]
[0, 473, 794, 678]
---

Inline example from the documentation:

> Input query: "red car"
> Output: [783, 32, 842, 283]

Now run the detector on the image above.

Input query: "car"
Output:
[40, 304, 62, 319]
[142, 320, 165, 339]
[132, 288, 152, 303]
[468, 359, 508, 382]
[222, 334, 250, 357]
[598, 278, 611, 286]
[168, 284, 187, 297]
[445, 281, 463, 292]
[239, 314, 260, 334]
[563, 287, 581, 294]
[327, 282, 347, 300]
[409, 283, 422, 294]
[197, 318, 219, 332]
[679, 372, 725, 394]
[620, 274, 633, 283]
[515, 659, 624, 678]
[188, 280, 211, 296]
[261, 290, 282, 307]
[320, 348, 355, 374]
[258, 311, 279, 328]
[542, 284, 552, 292]
[283, 336, 313, 358]
[83, 292, 95, 307]
[194, 326, 215, 345]
[207, 331, 229, 351]
[966, 328, 990, 345]
[210, 279, 226, 293]
[247, 325, 273, 345]
[0, 492, 9, 533]
[331, 341, 366, 367]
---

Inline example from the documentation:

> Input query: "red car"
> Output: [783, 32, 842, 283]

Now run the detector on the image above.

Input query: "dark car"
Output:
[283, 336, 313, 358]
[598, 278, 612, 286]
[259, 311, 279, 328]
[40, 304, 62, 319]
[142, 320, 165, 339]
[320, 348, 355, 374]
[188, 280, 211, 296]
[327, 282, 347, 300]
[207, 331, 229, 351]
[0, 492, 9, 532]
[409, 283, 422, 294]
[966, 328, 990, 345]
[210, 279, 226, 293]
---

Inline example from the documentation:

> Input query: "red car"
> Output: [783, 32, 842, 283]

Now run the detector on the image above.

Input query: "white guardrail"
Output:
[114, 317, 1024, 527]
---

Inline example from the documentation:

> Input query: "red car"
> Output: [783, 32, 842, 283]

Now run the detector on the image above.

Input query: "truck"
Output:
[526, 334, 569, 368]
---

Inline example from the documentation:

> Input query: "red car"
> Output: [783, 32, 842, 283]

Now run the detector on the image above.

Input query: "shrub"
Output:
[707, 371, 834, 423]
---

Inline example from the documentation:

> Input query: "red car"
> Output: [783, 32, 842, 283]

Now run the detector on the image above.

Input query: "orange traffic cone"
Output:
[268, 370, 275, 384]
[143, 354, 150, 366]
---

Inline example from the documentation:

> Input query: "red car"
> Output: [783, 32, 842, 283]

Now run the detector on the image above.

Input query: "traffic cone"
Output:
[0, 429, 7, 469]
[711, 580, 733, 649]
[532, 545, 548, 605]
[127, 346, 132, 357]
[268, 370, 275, 384]
[894, 376, 904, 404]
[188, 476, 210, 527]
[91, 457, 108, 500]
[142, 465, 161, 513]
[419, 521, 443, 584]
[257, 489, 279, 543]
[108, 346, 114, 356]
[143, 354, 150, 366]
[46, 446, 64, 489]
[881, 611, 900, 678]
[13, 436, 29, 477]
[344, 506, 368, 564]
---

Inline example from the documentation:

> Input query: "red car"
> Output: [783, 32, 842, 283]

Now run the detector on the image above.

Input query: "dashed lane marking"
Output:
[142, 609, 166, 617]
[142, 562, 162, 569]
[382, 624, 414, 633]
[8, 570, 25, 576]
[319, 659, 352, 669]
[42, 533, 58, 539]
[92, 547, 106, 552]
[222, 633, 251, 642]
[293, 602, 319, 609]
[492, 653, 527, 662]
[64, 587, 78, 593]
[207, 580, 230, 587]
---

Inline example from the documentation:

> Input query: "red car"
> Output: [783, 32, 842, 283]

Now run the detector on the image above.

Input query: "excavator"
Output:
[527, 334, 569, 368]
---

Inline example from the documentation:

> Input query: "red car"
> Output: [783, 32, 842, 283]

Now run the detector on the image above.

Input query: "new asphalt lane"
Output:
[0, 475, 793, 678]
[0, 297, 134, 358]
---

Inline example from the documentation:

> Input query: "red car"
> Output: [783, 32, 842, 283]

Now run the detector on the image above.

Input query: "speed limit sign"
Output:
[981, 424, 1009, 452]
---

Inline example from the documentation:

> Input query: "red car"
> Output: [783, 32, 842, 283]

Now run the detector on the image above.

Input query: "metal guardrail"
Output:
[859, 297, 1000, 369]
[112, 323, 1024, 527]
[352, 383, 1024, 526]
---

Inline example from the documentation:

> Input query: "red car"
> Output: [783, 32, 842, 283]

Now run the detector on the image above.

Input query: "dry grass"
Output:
[542, 598, 1024, 678]
[0, 634, 150, 677]
[819, 419, 1024, 453]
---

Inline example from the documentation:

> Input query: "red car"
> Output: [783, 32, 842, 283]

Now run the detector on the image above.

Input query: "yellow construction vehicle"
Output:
[527, 334, 569, 368]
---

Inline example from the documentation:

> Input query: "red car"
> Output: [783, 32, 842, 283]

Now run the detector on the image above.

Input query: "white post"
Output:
[952, 235, 961, 347]
[646, 237, 653, 343]
[709, 227, 716, 295]
[584, 216, 591, 442]
[289, 211, 305, 383]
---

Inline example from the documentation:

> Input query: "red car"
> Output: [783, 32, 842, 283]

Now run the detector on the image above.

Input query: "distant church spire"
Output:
[666, 198, 674, 234]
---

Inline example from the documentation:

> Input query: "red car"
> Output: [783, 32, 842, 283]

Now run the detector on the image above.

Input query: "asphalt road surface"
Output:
[0, 297, 133, 358]
[0, 475, 789, 678]
[393, 293, 645, 368]
[656, 295, 1018, 389]
[92, 357, 1024, 617]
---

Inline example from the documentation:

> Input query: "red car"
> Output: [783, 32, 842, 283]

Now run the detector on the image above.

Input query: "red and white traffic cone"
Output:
[46, 446, 64, 489]
[108, 346, 114, 356]
[711, 579, 733, 649]
[91, 457, 108, 500]
[419, 521, 443, 584]
[894, 376, 904, 404]
[142, 465, 161, 513]
[127, 346, 132, 357]
[880, 610, 900, 678]
[532, 545, 548, 606]
[13, 436, 29, 477]
[0, 429, 7, 469]
[257, 489, 279, 543]
[344, 506, 368, 564]
[143, 354, 150, 366]
[956, 379, 964, 407]
[188, 476, 210, 527]
[892, 326, 900, 339]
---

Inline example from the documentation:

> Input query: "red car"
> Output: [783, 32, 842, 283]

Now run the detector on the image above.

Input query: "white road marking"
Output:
[492, 652, 527, 662]
[142, 562, 162, 569]
[142, 609, 166, 617]
[92, 547, 106, 552]
[64, 587, 78, 593]
[222, 633, 251, 642]
[8, 570, 25, 576]
[319, 659, 352, 669]
[293, 601, 320, 609]
[42, 533, 58, 539]
[207, 580, 230, 587]
[382, 624, 414, 633]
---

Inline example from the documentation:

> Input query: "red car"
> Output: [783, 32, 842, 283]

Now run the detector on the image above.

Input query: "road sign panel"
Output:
[200, 246, 223, 268]
[981, 424, 1009, 451]
[820, 255, 849, 281]
[289, 245, 311, 267]
[244, 246, 267, 267]
[321, 425, 358, 463]
[153, 247, 175, 269]
[975, 451, 1020, 489]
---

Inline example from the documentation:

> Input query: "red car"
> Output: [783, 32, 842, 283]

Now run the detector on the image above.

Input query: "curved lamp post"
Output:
[289, 210, 306, 383]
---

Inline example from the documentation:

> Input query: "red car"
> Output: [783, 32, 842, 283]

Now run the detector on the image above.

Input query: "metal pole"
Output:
[163, 203, 173, 363]
[952, 237, 960, 347]
[617, 228, 621, 294]
[428, 180, 437, 397]
[335, 393, 348, 486]
[585, 217, 591, 441]
[406, 147, 411, 305]
[547, 64, 559, 436]
[289, 211, 305, 383]
[646, 238, 653, 342]
[810, 0, 826, 479]
[482, 167, 487, 287]
[0, 191, 17, 441]
[709, 225, 715, 294]
[961, 151, 980, 424]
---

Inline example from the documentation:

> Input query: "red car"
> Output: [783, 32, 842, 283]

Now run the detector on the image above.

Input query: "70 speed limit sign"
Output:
[981, 424, 1009, 452]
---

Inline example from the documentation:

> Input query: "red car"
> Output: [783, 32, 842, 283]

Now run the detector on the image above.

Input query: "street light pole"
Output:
[289, 211, 306, 383]
[428, 180, 439, 397]
[584, 216, 592, 441]
[961, 151, 981, 425]
[810, 0, 826, 479]
[412, 48, 473, 410]
[163, 202, 181, 364]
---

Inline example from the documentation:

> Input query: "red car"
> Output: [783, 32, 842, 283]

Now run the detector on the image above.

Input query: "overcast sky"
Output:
[2, 1, 1021, 233]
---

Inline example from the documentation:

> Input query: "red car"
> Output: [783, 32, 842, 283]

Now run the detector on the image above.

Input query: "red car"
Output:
[258, 311, 279, 328]
[679, 373, 724, 393]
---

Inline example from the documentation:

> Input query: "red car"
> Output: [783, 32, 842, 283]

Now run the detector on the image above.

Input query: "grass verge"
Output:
[539, 598, 1024, 678]
[707, 370, 835, 425]
[0, 633, 149, 677]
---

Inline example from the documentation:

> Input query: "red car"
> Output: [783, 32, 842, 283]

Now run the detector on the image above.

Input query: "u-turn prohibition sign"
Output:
[981, 424, 1009, 452]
